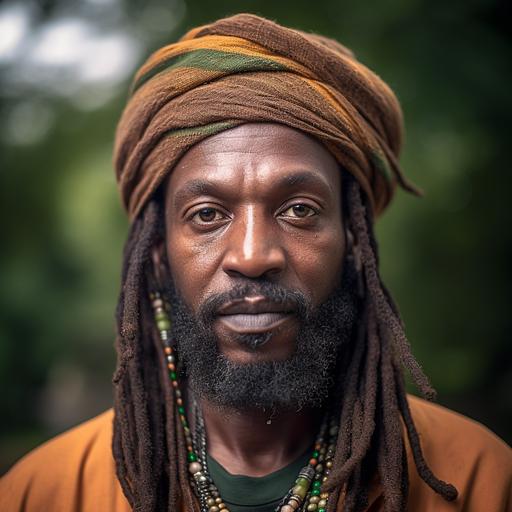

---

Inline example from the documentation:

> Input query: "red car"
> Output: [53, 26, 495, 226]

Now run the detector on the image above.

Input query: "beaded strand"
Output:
[151, 292, 338, 512]
[150, 293, 198, 466]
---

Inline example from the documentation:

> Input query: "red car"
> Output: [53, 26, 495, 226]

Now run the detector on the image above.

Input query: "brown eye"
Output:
[198, 208, 216, 222]
[281, 204, 317, 218]
[191, 207, 226, 225]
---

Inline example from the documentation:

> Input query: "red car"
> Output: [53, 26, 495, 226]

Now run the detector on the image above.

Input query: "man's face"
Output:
[163, 123, 346, 365]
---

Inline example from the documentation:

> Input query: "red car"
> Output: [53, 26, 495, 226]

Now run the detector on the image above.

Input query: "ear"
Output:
[150, 239, 170, 287]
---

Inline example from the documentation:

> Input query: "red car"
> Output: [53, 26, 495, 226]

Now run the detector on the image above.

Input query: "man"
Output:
[1, 13, 510, 512]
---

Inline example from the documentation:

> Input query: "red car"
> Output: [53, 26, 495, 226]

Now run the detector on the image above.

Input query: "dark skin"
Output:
[153, 123, 346, 476]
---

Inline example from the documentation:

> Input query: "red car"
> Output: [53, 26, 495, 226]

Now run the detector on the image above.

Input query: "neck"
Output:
[197, 397, 320, 477]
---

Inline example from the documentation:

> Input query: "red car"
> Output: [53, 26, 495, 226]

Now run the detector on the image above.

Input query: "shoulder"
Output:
[406, 395, 512, 511]
[408, 394, 511, 464]
[0, 410, 130, 512]
[6, 409, 114, 471]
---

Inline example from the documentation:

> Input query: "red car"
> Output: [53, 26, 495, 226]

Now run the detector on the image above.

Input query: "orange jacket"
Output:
[1, 396, 511, 511]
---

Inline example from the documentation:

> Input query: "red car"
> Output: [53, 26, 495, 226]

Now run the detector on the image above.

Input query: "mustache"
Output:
[197, 281, 312, 325]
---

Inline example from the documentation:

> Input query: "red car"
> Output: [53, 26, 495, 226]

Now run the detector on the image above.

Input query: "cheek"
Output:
[165, 224, 222, 306]
[288, 225, 345, 303]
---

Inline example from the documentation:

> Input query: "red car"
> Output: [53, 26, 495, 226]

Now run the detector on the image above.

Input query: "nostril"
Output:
[222, 244, 286, 279]
[223, 265, 283, 280]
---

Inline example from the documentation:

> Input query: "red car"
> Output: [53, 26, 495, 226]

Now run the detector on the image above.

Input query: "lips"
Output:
[216, 296, 295, 334]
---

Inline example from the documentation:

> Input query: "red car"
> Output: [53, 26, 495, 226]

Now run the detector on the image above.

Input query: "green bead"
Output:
[295, 477, 309, 487]
[313, 480, 322, 488]
[292, 485, 307, 499]
[169, 371, 177, 381]
[311, 489, 320, 496]
[178, 406, 185, 414]
[318, 509, 326, 512]
[155, 311, 168, 321]
[312, 450, 320, 458]
[157, 319, 171, 331]
[187, 452, 197, 462]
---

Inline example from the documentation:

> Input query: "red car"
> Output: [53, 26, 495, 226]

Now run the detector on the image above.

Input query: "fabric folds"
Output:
[114, 13, 419, 221]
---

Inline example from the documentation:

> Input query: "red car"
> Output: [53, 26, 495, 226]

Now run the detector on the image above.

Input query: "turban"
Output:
[114, 13, 419, 221]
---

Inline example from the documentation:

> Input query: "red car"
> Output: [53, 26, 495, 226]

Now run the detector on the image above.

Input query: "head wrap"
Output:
[114, 13, 419, 221]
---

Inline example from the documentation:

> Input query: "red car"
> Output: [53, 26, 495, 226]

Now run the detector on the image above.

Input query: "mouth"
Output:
[216, 296, 296, 334]
[218, 312, 292, 333]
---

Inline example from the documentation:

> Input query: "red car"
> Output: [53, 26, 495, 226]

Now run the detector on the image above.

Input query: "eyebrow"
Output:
[172, 180, 223, 209]
[171, 170, 334, 209]
[276, 171, 332, 191]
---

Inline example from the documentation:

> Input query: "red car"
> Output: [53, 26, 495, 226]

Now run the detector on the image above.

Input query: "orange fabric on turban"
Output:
[114, 13, 419, 221]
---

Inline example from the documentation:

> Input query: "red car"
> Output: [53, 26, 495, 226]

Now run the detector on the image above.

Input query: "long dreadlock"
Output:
[112, 175, 458, 512]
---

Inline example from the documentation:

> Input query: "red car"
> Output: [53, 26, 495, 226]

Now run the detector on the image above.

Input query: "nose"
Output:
[221, 206, 286, 279]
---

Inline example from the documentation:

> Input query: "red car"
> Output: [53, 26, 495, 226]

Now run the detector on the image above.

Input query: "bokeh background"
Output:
[1, 0, 510, 473]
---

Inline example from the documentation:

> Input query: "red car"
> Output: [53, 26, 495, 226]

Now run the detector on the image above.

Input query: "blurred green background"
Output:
[1, 0, 510, 473]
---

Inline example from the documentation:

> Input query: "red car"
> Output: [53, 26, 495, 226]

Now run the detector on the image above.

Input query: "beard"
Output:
[166, 265, 359, 412]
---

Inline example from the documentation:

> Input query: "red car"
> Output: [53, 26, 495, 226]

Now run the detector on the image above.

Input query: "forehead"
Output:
[165, 123, 341, 202]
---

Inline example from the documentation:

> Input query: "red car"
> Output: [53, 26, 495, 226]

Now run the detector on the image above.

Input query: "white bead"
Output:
[188, 462, 202, 474]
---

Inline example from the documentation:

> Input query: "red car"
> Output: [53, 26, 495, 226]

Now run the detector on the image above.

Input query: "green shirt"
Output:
[207, 450, 311, 512]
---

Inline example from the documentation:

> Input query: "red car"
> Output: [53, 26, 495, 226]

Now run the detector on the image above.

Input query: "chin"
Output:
[217, 331, 299, 364]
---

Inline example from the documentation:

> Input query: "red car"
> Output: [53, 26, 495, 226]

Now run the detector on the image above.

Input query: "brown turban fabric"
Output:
[114, 13, 419, 221]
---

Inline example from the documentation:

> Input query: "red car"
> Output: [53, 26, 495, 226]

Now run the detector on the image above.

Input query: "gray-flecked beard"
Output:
[166, 266, 359, 412]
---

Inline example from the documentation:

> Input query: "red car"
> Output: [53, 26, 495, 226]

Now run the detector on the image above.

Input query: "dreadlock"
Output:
[112, 176, 458, 512]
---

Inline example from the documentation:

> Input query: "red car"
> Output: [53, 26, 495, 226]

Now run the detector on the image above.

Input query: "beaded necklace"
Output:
[151, 292, 338, 512]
